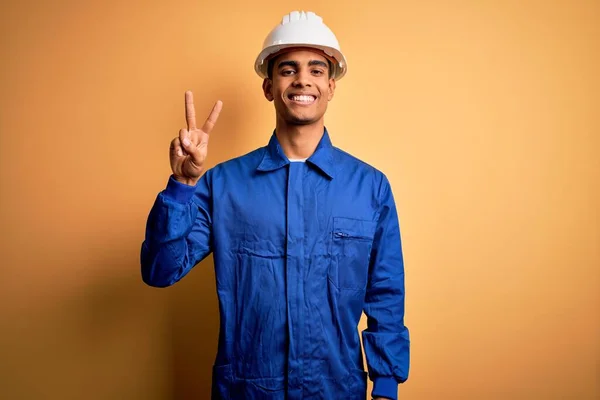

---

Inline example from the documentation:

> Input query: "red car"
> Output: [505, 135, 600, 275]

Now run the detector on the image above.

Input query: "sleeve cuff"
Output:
[163, 175, 197, 204]
[372, 376, 398, 400]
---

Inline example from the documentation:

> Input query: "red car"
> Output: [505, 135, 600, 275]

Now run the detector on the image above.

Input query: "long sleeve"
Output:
[362, 175, 410, 400]
[140, 173, 213, 287]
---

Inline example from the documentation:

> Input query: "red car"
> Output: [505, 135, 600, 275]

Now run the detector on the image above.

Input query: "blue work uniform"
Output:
[141, 129, 410, 399]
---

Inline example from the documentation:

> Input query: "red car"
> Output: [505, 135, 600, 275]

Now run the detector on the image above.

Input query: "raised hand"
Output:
[170, 90, 222, 186]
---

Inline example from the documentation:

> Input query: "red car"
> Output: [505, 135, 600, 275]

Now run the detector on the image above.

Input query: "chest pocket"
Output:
[329, 217, 377, 290]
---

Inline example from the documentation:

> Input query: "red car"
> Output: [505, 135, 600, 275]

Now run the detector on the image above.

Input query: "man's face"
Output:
[263, 49, 336, 126]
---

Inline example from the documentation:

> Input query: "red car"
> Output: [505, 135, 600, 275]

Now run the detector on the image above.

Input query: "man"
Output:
[141, 11, 410, 400]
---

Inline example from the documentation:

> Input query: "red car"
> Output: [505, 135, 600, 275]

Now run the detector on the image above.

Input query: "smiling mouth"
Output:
[288, 94, 317, 105]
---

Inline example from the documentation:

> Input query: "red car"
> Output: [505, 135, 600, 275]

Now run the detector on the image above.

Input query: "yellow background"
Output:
[1, 0, 598, 399]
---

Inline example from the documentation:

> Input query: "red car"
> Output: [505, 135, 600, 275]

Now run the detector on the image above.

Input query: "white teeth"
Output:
[291, 95, 315, 103]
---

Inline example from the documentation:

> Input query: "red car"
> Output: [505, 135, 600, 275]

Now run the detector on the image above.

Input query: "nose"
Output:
[292, 69, 312, 88]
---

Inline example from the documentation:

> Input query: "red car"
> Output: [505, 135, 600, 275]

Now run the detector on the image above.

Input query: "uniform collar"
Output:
[256, 128, 336, 179]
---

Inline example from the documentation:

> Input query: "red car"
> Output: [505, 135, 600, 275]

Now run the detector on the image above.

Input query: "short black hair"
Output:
[267, 56, 333, 79]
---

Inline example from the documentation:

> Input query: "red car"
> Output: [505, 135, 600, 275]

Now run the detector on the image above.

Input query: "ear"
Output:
[263, 78, 274, 102]
[327, 78, 336, 101]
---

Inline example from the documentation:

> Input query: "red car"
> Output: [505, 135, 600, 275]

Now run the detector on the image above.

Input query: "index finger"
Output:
[201, 100, 223, 134]
[185, 90, 197, 131]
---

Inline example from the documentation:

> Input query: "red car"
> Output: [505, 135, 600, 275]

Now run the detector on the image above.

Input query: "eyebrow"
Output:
[308, 60, 329, 68]
[277, 60, 329, 69]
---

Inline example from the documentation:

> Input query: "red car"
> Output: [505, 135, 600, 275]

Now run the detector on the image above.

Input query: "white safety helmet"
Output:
[254, 11, 347, 80]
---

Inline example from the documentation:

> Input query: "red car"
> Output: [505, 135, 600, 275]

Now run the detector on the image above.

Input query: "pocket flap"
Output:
[333, 217, 377, 240]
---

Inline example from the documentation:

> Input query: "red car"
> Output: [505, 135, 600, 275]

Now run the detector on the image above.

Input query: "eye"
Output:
[281, 69, 295, 76]
[312, 69, 325, 76]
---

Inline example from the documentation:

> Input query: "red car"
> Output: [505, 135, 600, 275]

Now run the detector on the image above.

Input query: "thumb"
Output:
[181, 134, 204, 166]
